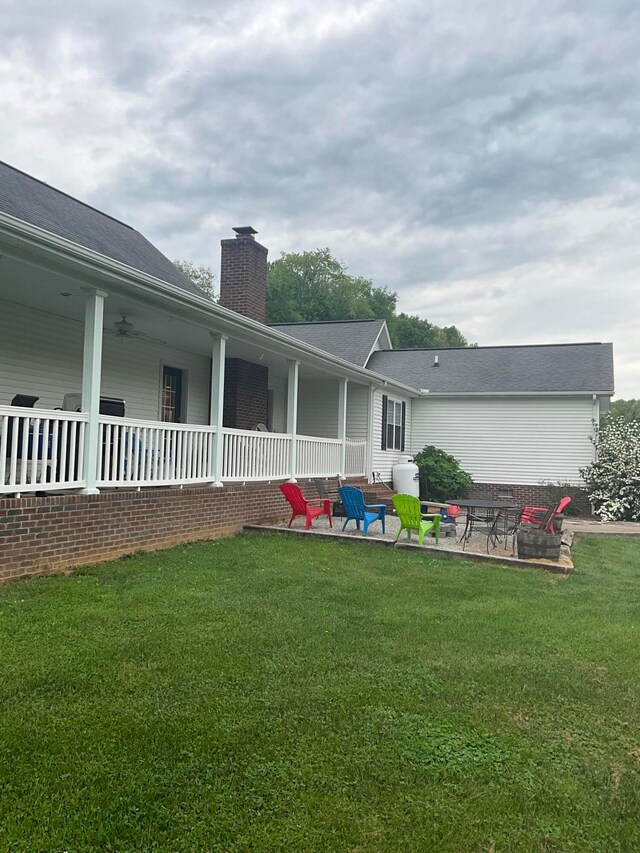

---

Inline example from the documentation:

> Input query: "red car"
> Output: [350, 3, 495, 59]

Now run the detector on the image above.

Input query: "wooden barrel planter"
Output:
[517, 529, 562, 561]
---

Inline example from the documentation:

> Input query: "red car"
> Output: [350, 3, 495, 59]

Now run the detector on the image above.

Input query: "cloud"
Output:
[0, 0, 639, 395]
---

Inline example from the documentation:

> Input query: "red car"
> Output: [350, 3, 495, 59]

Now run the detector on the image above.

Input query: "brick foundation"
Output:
[459, 482, 590, 515]
[0, 478, 363, 583]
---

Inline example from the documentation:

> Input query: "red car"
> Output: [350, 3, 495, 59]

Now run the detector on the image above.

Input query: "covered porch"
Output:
[0, 252, 372, 496]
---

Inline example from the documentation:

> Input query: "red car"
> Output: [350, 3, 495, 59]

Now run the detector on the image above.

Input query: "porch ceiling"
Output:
[0, 253, 368, 383]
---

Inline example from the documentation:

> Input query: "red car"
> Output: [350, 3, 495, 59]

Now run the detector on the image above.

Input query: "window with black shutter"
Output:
[382, 396, 405, 451]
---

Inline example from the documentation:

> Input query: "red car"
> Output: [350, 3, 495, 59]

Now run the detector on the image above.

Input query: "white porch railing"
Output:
[97, 416, 216, 487]
[222, 429, 291, 481]
[0, 406, 88, 493]
[345, 438, 367, 477]
[1, 409, 370, 493]
[296, 435, 342, 478]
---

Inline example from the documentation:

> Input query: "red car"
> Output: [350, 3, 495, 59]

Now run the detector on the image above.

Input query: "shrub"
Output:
[413, 445, 473, 502]
[580, 416, 640, 521]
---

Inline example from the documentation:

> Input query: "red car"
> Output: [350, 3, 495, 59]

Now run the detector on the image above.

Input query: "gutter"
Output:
[0, 212, 420, 397]
[416, 390, 614, 398]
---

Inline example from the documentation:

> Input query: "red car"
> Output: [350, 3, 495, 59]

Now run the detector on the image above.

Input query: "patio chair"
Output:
[392, 493, 440, 545]
[314, 478, 346, 518]
[279, 482, 332, 530]
[338, 485, 386, 536]
[461, 505, 501, 553]
[492, 506, 526, 554]
[521, 497, 571, 533]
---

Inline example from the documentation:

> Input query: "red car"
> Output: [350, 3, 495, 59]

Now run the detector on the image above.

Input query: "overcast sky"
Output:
[1, 0, 638, 396]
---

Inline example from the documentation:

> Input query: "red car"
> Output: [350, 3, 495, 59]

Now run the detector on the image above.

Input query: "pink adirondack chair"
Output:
[279, 483, 332, 530]
[521, 496, 571, 533]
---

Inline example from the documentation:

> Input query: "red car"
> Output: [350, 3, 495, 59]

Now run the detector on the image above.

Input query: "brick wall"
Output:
[223, 358, 269, 429]
[219, 232, 268, 323]
[0, 478, 358, 583]
[459, 482, 590, 514]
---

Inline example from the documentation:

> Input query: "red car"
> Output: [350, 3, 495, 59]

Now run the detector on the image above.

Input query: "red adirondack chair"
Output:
[279, 483, 332, 530]
[521, 496, 571, 533]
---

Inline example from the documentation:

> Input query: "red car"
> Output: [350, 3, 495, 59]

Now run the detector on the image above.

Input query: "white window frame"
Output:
[386, 398, 404, 451]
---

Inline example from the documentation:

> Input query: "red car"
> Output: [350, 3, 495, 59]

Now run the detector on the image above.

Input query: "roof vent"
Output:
[433, 354, 440, 367]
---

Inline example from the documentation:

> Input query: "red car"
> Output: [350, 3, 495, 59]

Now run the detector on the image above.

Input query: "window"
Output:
[381, 395, 405, 451]
[161, 366, 184, 423]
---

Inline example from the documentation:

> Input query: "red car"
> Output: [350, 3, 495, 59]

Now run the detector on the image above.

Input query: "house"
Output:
[0, 161, 614, 580]
[273, 323, 614, 496]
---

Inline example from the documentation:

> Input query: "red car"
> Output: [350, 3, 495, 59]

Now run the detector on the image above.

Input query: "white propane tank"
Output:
[393, 454, 420, 497]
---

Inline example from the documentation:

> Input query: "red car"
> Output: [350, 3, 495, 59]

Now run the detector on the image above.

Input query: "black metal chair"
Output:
[492, 506, 526, 554]
[462, 506, 500, 552]
[314, 478, 346, 518]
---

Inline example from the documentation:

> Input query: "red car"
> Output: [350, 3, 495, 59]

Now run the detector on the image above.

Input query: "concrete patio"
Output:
[565, 518, 640, 536]
[247, 512, 576, 574]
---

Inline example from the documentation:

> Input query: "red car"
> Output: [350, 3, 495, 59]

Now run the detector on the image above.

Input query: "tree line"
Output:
[175, 248, 467, 349]
[175, 253, 638, 411]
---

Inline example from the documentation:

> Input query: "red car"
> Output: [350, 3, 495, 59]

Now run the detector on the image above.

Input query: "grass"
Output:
[0, 533, 639, 852]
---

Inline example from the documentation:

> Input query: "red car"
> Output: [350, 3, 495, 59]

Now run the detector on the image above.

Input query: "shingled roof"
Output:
[0, 161, 203, 297]
[367, 343, 615, 394]
[269, 319, 387, 367]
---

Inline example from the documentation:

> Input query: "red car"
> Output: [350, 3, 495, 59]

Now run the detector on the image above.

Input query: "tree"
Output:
[266, 248, 466, 348]
[581, 416, 640, 521]
[388, 313, 467, 349]
[605, 399, 640, 423]
[266, 249, 395, 323]
[174, 260, 216, 300]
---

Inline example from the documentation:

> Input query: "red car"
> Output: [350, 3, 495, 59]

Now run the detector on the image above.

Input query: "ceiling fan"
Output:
[109, 315, 166, 345]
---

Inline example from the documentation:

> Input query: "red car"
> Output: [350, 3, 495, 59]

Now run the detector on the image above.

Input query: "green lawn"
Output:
[1, 534, 639, 852]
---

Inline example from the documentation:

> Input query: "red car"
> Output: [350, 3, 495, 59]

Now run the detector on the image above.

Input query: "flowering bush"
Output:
[580, 416, 640, 521]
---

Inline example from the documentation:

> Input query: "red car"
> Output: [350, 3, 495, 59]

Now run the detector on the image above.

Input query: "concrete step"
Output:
[303, 477, 397, 510]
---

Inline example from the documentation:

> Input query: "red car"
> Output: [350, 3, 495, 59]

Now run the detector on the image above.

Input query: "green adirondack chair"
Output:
[392, 493, 440, 545]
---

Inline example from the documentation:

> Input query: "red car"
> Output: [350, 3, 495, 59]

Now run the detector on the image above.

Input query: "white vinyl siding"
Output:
[0, 300, 211, 423]
[410, 396, 596, 486]
[268, 374, 287, 433]
[366, 323, 392, 360]
[296, 379, 370, 440]
[297, 379, 339, 438]
[372, 389, 412, 482]
[346, 383, 369, 440]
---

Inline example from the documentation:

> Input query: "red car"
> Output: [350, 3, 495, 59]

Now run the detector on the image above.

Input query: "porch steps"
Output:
[342, 477, 398, 511]
[302, 477, 397, 511]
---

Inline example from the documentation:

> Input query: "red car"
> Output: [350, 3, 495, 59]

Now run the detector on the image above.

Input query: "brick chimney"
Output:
[219, 226, 268, 323]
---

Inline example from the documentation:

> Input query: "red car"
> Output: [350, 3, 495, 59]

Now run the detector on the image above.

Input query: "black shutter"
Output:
[401, 401, 406, 451]
[381, 394, 388, 450]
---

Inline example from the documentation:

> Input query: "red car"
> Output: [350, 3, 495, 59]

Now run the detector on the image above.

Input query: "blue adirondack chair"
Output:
[338, 485, 386, 536]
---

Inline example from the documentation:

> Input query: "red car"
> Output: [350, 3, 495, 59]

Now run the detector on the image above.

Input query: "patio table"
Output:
[453, 499, 518, 550]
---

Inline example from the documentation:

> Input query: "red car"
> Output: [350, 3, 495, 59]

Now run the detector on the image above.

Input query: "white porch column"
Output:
[209, 334, 227, 486]
[287, 360, 299, 482]
[337, 377, 348, 477]
[80, 288, 108, 494]
[366, 384, 376, 483]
